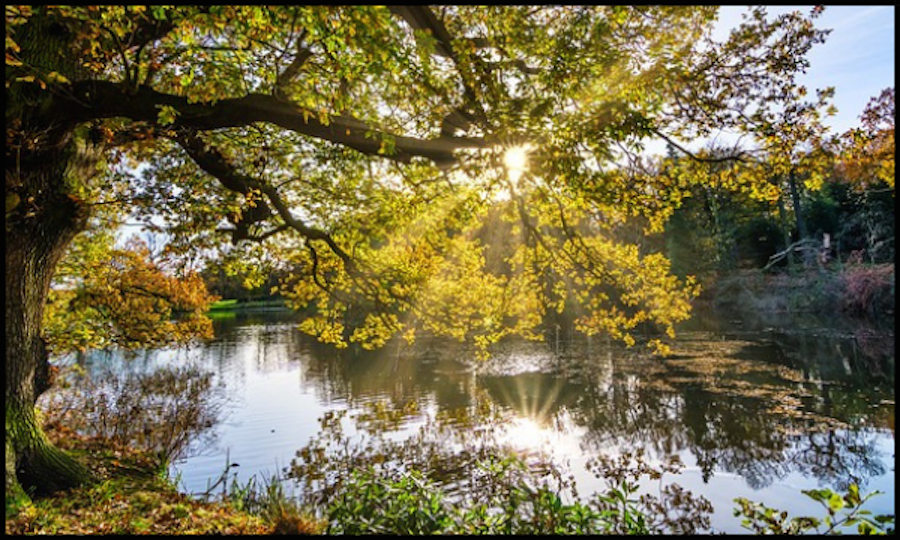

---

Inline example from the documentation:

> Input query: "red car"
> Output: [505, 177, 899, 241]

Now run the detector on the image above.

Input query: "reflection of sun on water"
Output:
[502, 416, 556, 454]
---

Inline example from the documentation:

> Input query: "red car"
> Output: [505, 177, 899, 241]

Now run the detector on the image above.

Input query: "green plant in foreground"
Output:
[734, 484, 895, 535]
[320, 453, 712, 535]
[323, 465, 613, 535]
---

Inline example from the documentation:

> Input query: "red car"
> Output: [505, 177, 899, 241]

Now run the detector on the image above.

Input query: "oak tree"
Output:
[6, 5, 829, 496]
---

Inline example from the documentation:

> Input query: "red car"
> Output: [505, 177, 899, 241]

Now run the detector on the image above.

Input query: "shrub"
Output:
[39, 364, 222, 466]
[734, 484, 894, 535]
[841, 264, 894, 315]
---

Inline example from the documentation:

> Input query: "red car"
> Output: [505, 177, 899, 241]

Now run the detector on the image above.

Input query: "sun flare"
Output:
[503, 144, 533, 182]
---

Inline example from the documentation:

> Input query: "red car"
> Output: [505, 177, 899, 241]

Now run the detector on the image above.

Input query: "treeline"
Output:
[663, 87, 894, 283]
[663, 172, 894, 281]
[200, 264, 289, 303]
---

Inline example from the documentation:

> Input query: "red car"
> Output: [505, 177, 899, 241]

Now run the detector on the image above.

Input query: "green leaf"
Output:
[803, 488, 831, 503]
[151, 6, 168, 20]
[828, 493, 845, 512]
[156, 105, 180, 126]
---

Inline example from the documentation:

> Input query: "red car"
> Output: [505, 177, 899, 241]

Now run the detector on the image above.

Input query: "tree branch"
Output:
[388, 6, 457, 58]
[388, 6, 489, 133]
[651, 128, 749, 164]
[64, 81, 485, 165]
[273, 30, 312, 100]
[175, 131, 357, 273]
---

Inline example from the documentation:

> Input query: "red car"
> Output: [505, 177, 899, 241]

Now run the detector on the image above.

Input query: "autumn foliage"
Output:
[43, 238, 216, 355]
[838, 88, 895, 190]
[4, 4, 893, 501]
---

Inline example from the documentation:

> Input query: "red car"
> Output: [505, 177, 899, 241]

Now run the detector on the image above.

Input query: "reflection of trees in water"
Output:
[556, 345, 890, 490]
[786, 429, 886, 491]
[288, 391, 557, 508]
[298, 335, 889, 492]
[750, 330, 894, 392]
[300, 338, 889, 493]
[565, 373, 794, 488]
[196, 320, 307, 390]
[200, 312, 891, 497]
[678, 389, 792, 488]
[297, 338, 478, 411]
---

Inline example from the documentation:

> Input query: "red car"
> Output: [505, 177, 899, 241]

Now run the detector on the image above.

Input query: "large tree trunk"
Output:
[6, 9, 99, 496]
[6, 146, 96, 496]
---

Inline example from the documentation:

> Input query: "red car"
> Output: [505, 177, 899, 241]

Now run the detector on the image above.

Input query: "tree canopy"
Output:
[6, 5, 838, 357]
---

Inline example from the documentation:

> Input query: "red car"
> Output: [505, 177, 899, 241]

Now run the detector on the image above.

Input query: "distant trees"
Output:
[199, 261, 287, 302]
[662, 87, 895, 276]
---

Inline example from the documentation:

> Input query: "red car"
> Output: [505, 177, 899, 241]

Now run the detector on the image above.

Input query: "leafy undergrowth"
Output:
[710, 264, 894, 316]
[5, 443, 277, 535]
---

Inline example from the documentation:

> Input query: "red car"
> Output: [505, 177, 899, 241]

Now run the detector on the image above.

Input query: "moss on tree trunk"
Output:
[6, 404, 94, 498]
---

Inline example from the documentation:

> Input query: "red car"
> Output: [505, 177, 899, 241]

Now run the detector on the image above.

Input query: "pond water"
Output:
[76, 306, 894, 533]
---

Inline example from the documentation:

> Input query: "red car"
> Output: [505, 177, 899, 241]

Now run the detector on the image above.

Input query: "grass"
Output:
[5, 443, 274, 535]
[709, 264, 894, 316]
[208, 298, 240, 310]
[207, 298, 287, 312]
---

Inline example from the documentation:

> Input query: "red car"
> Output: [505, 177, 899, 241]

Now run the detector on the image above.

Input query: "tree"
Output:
[832, 87, 896, 264]
[44, 234, 216, 356]
[6, 5, 830, 496]
[839, 87, 895, 191]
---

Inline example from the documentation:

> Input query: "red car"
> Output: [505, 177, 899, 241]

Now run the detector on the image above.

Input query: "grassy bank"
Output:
[705, 264, 894, 317]
[5, 442, 277, 534]
[207, 298, 287, 311]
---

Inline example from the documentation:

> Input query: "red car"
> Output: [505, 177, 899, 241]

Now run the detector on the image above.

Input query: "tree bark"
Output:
[6, 8, 98, 496]
[776, 191, 795, 270]
[787, 169, 812, 268]
[6, 144, 97, 495]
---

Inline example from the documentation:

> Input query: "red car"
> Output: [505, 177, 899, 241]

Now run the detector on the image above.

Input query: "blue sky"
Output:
[715, 6, 895, 134]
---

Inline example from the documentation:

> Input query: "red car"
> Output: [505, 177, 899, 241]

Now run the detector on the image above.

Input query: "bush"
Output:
[323, 461, 656, 535]
[841, 264, 894, 315]
[39, 364, 222, 466]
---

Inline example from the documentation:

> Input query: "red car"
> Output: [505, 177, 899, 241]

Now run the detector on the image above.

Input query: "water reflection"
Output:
[75, 307, 894, 532]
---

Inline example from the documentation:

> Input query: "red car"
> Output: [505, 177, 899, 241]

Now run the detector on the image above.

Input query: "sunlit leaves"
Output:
[13, 6, 843, 358]
[839, 88, 895, 190]
[44, 237, 217, 355]
[734, 485, 894, 535]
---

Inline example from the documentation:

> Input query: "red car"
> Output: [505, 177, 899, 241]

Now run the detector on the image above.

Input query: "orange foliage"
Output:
[44, 238, 217, 354]
[838, 88, 895, 190]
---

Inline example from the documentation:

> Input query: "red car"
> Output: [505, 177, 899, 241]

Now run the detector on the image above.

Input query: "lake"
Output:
[74, 306, 895, 533]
